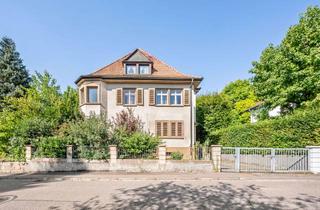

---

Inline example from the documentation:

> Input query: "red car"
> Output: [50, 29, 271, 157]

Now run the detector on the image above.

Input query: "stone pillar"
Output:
[109, 145, 117, 164]
[307, 146, 320, 174]
[158, 145, 166, 164]
[26, 145, 32, 162]
[66, 145, 73, 163]
[211, 145, 222, 172]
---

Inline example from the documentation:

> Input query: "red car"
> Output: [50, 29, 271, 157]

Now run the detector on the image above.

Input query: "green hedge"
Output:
[209, 108, 320, 148]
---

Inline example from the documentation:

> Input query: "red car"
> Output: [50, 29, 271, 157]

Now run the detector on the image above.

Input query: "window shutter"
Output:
[183, 89, 190, 106]
[137, 88, 144, 105]
[177, 121, 183, 137]
[156, 121, 162, 136]
[116, 88, 122, 105]
[149, 88, 155, 106]
[162, 122, 168, 137]
[171, 122, 176, 137]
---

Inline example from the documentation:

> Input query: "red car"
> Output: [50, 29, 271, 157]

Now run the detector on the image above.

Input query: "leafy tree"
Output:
[0, 71, 80, 159]
[196, 93, 237, 142]
[250, 6, 320, 112]
[222, 79, 257, 123]
[0, 37, 30, 102]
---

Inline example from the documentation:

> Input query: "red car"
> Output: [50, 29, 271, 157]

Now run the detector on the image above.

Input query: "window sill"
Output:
[155, 105, 184, 107]
[159, 137, 184, 139]
[80, 102, 105, 108]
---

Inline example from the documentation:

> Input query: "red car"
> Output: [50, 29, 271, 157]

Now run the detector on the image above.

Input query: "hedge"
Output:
[209, 108, 320, 148]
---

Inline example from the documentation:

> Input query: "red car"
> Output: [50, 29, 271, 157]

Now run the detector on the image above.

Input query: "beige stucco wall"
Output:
[78, 81, 196, 148]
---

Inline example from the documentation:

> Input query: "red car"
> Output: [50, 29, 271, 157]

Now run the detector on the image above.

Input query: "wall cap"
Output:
[211, 145, 222, 147]
[306, 146, 320, 149]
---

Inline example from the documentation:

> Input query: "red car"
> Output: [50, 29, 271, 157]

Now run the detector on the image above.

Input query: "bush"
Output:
[63, 115, 113, 159]
[210, 108, 320, 148]
[119, 132, 161, 158]
[32, 136, 67, 158]
[171, 151, 183, 160]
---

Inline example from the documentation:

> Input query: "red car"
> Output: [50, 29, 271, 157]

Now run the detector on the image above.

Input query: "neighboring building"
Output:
[248, 102, 281, 123]
[75, 49, 203, 158]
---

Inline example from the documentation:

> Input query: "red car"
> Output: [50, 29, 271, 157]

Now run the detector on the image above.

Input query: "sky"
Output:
[1, 0, 319, 93]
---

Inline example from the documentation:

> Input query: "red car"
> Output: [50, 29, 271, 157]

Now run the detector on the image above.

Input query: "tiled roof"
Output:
[81, 48, 202, 80]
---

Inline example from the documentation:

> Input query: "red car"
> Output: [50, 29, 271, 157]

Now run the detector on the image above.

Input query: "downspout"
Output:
[190, 78, 194, 152]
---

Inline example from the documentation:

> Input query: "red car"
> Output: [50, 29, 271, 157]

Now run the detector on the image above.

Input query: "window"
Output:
[87, 87, 98, 103]
[139, 65, 150, 74]
[155, 120, 184, 138]
[170, 89, 182, 105]
[156, 89, 168, 105]
[123, 88, 136, 105]
[80, 88, 85, 104]
[126, 64, 137, 74]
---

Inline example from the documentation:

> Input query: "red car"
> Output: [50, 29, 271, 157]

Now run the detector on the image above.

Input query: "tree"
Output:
[250, 6, 320, 112]
[0, 37, 30, 102]
[0, 71, 80, 159]
[196, 93, 237, 142]
[222, 79, 257, 123]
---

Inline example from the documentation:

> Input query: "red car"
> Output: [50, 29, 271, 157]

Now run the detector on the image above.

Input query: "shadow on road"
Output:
[70, 182, 320, 209]
[0, 171, 88, 194]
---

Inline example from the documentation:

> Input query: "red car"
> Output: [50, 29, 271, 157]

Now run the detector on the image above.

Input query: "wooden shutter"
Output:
[156, 121, 162, 136]
[177, 121, 183, 137]
[171, 122, 176, 137]
[184, 89, 190, 106]
[162, 122, 168, 137]
[149, 88, 155, 106]
[137, 88, 144, 105]
[116, 88, 122, 105]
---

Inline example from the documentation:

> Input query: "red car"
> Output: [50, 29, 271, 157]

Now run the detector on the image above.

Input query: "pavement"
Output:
[0, 172, 319, 209]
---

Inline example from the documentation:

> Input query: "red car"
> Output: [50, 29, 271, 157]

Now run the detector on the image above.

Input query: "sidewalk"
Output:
[0, 171, 319, 182]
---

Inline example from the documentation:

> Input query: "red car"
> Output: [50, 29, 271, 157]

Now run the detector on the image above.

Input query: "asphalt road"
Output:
[0, 172, 319, 210]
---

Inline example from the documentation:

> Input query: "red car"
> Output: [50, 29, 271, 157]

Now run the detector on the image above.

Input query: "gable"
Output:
[125, 50, 151, 62]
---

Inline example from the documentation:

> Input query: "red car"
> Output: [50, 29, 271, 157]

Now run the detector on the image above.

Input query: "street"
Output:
[0, 172, 319, 209]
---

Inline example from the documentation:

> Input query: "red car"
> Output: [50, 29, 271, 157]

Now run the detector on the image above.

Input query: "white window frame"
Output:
[123, 88, 136, 105]
[139, 64, 150, 74]
[87, 86, 98, 103]
[156, 89, 168, 105]
[126, 64, 137, 75]
[170, 89, 182, 105]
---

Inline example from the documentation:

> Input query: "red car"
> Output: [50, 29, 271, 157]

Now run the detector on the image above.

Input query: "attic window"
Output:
[139, 65, 150, 74]
[126, 64, 137, 74]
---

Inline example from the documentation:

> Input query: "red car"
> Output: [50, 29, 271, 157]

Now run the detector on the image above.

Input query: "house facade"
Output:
[75, 49, 203, 158]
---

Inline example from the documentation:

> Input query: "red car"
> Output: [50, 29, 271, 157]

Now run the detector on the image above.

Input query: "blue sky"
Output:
[1, 1, 319, 93]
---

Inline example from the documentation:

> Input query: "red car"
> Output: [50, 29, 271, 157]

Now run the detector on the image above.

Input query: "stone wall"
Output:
[0, 159, 213, 173]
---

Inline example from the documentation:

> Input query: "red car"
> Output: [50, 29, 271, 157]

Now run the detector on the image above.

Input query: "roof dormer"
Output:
[123, 49, 153, 75]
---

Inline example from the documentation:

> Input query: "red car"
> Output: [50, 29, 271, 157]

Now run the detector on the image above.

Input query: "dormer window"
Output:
[125, 63, 151, 75]
[126, 64, 137, 74]
[139, 64, 150, 74]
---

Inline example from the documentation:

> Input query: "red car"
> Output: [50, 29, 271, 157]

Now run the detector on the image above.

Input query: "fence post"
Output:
[235, 147, 240, 172]
[306, 146, 320, 174]
[109, 145, 117, 164]
[66, 145, 73, 163]
[158, 145, 166, 164]
[25, 145, 32, 162]
[211, 145, 221, 172]
[271, 148, 276, 172]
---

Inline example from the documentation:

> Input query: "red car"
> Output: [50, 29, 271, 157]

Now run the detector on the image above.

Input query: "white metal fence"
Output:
[221, 147, 309, 173]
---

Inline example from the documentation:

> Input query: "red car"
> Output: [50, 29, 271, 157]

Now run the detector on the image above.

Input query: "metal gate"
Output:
[221, 147, 309, 172]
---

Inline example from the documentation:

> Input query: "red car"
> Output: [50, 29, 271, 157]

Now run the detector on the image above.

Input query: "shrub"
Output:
[32, 136, 67, 158]
[171, 151, 183, 160]
[119, 132, 161, 158]
[63, 115, 113, 159]
[209, 108, 320, 148]
[112, 108, 143, 134]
